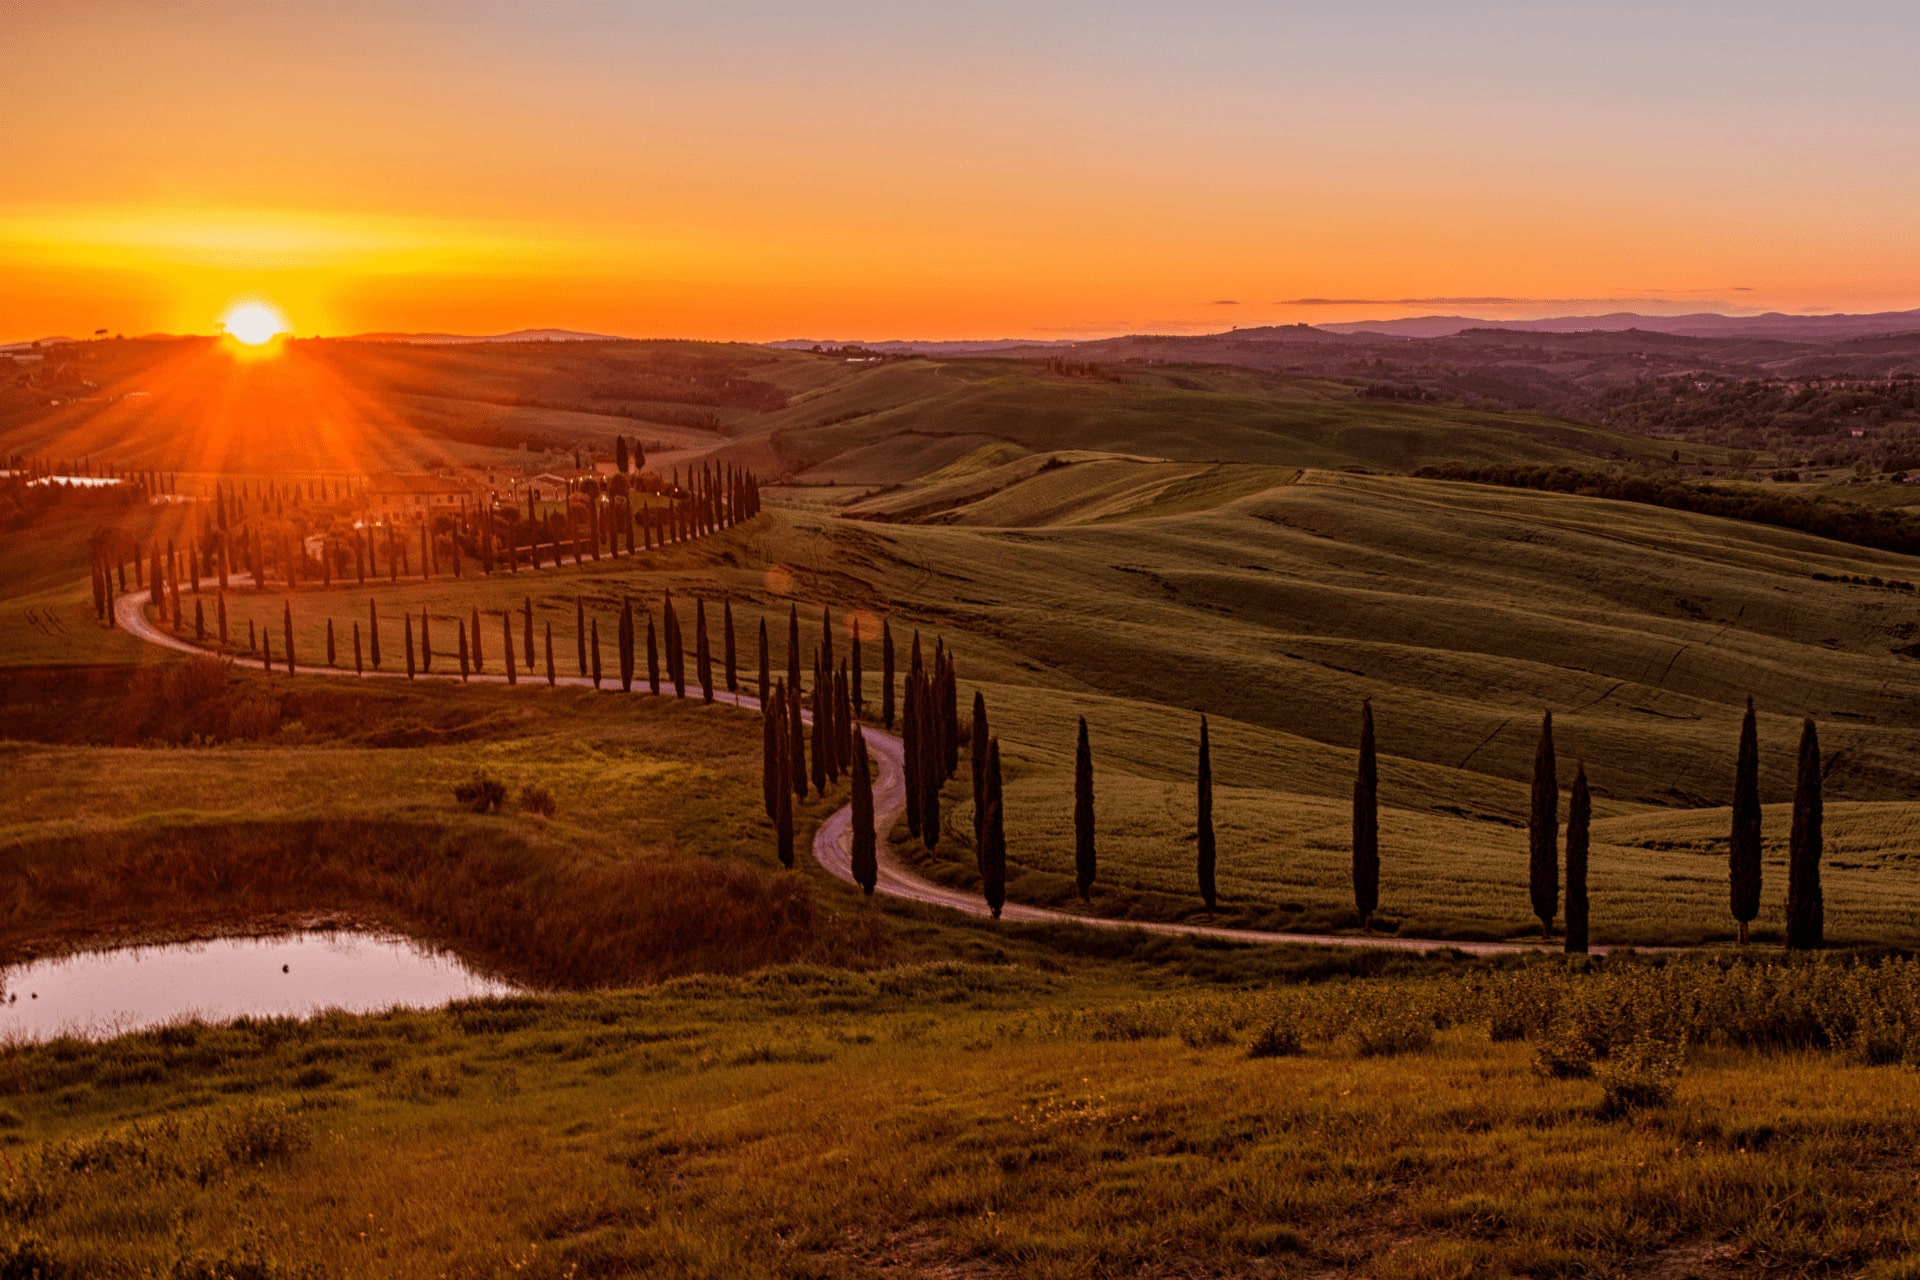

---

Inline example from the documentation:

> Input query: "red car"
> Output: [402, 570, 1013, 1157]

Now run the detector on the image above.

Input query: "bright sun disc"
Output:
[221, 301, 287, 346]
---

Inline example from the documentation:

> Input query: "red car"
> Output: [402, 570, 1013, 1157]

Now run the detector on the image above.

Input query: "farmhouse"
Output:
[367, 472, 475, 516]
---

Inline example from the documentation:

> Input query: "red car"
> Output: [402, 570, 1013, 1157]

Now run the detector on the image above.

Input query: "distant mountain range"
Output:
[1316, 309, 1920, 341]
[343, 328, 622, 345]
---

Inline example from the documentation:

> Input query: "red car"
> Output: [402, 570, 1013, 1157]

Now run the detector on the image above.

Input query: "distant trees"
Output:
[696, 598, 713, 702]
[1529, 711, 1558, 940]
[1730, 697, 1763, 944]
[724, 598, 737, 694]
[1787, 719, 1825, 950]
[851, 728, 877, 894]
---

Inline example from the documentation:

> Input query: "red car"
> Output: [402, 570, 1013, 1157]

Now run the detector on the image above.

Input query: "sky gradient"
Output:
[6, 1, 1920, 342]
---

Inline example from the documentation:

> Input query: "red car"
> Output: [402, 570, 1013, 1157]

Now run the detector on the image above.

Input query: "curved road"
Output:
[116, 590, 1573, 956]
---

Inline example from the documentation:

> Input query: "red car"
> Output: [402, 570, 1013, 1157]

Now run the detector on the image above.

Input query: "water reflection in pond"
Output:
[0, 933, 518, 1042]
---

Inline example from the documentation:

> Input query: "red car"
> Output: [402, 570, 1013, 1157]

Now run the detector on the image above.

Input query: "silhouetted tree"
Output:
[545, 621, 556, 686]
[619, 598, 635, 692]
[590, 616, 602, 688]
[523, 597, 534, 669]
[283, 601, 296, 674]
[1730, 696, 1763, 944]
[1353, 700, 1379, 931]
[851, 728, 877, 895]
[665, 591, 685, 697]
[325, 617, 335, 666]
[787, 604, 801, 694]
[1529, 711, 1559, 939]
[503, 611, 517, 685]
[646, 612, 660, 694]
[471, 606, 484, 673]
[1198, 715, 1216, 912]
[1565, 763, 1591, 954]
[697, 598, 713, 702]
[903, 670, 922, 837]
[1074, 716, 1096, 901]
[576, 597, 588, 677]
[762, 689, 782, 820]
[405, 613, 416, 679]
[971, 690, 990, 872]
[458, 620, 470, 681]
[775, 693, 795, 869]
[724, 598, 737, 694]
[353, 620, 363, 675]
[881, 620, 895, 728]
[982, 739, 1006, 919]
[1786, 718, 1824, 950]
[851, 619, 863, 713]
[787, 678, 807, 799]
[369, 598, 381, 669]
[757, 616, 770, 706]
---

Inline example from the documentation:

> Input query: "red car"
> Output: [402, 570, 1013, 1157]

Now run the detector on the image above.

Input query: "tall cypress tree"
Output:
[283, 600, 296, 674]
[405, 613, 416, 679]
[971, 691, 990, 872]
[523, 596, 534, 668]
[919, 671, 941, 849]
[369, 598, 381, 669]
[1565, 762, 1591, 954]
[787, 604, 801, 694]
[1353, 699, 1379, 931]
[619, 598, 635, 692]
[1786, 718, 1824, 950]
[665, 592, 685, 697]
[545, 621, 556, 687]
[697, 598, 713, 702]
[325, 617, 335, 666]
[646, 612, 660, 694]
[1730, 696, 1763, 944]
[1197, 715, 1216, 913]
[810, 651, 829, 793]
[775, 693, 795, 869]
[421, 608, 433, 673]
[723, 597, 737, 694]
[1529, 710, 1559, 940]
[1074, 716, 1096, 902]
[982, 739, 1006, 919]
[903, 670, 922, 837]
[851, 728, 877, 895]
[757, 616, 770, 707]
[458, 619, 470, 681]
[353, 620, 363, 676]
[590, 616, 602, 688]
[851, 619, 863, 713]
[576, 597, 588, 676]
[471, 606, 484, 673]
[787, 678, 807, 799]
[762, 690, 782, 821]
[502, 611, 517, 685]
[881, 619, 895, 728]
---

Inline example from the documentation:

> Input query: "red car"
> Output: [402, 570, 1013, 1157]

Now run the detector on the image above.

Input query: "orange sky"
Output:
[6, 3, 1920, 343]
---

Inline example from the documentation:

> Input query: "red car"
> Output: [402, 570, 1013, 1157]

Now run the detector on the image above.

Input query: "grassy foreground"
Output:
[4, 956, 1920, 1277]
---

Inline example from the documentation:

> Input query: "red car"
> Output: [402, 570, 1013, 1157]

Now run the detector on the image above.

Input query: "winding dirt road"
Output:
[116, 590, 1572, 956]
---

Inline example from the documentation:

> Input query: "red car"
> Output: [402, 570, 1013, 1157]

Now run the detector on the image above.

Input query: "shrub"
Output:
[1246, 1023, 1302, 1059]
[1596, 1033, 1685, 1117]
[517, 784, 557, 818]
[453, 774, 507, 814]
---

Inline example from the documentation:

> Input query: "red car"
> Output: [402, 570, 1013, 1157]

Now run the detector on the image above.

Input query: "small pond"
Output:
[0, 933, 518, 1042]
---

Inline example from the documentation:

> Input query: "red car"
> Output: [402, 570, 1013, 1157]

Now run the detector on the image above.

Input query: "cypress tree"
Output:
[851, 619, 863, 714]
[971, 690, 990, 872]
[982, 739, 1006, 919]
[353, 620, 363, 675]
[697, 598, 713, 702]
[1073, 716, 1096, 901]
[757, 616, 770, 707]
[545, 621, 556, 686]
[940, 651, 959, 778]
[217, 590, 227, 645]
[836, 662, 852, 771]
[724, 597, 737, 694]
[810, 652, 829, 793]
[787, 604, 801, 693]
[249, 618, 257, 656]
[405, 613, 416, 679]
[421, 608, 435, 673]
[646, 612, 660, 693]
[1730, 696, 1763, 944]
[775, 696, 795, 869]
[851, 727, 877, 895]
[471, 606, 484, 672]
[590, 617, 602, 688]
[502, 611, 517, 685]
[1565, 762, 1591, 954]
[821, 605, 834, 674]
[903, 669, 922, 836]
[787, 678, 807, 799]
[762, 689, 782, 820]
[881, 620, 896, 728]
[1198, 715, 1216, 913]
[283, 600, 296, 674]
[665, 592, 685, 697]
[920, 673, 941, 848]
[576, 597, 587, 676]
[1786, 718, 1825, 950]
[325, 617, 335, 666]
[1353, 699, 1379, 931]
[195, 598, 206, 642]
[369, 599, 381, 668]
[619, 598, 635, 692]
[262, 629, 272, 673]
[523, 597, 533, 665]
[458, 620, 470, 681]
[1529, 710, 1558, 939]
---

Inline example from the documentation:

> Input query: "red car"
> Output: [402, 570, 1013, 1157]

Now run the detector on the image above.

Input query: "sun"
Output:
[220, 301, 289, 347]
